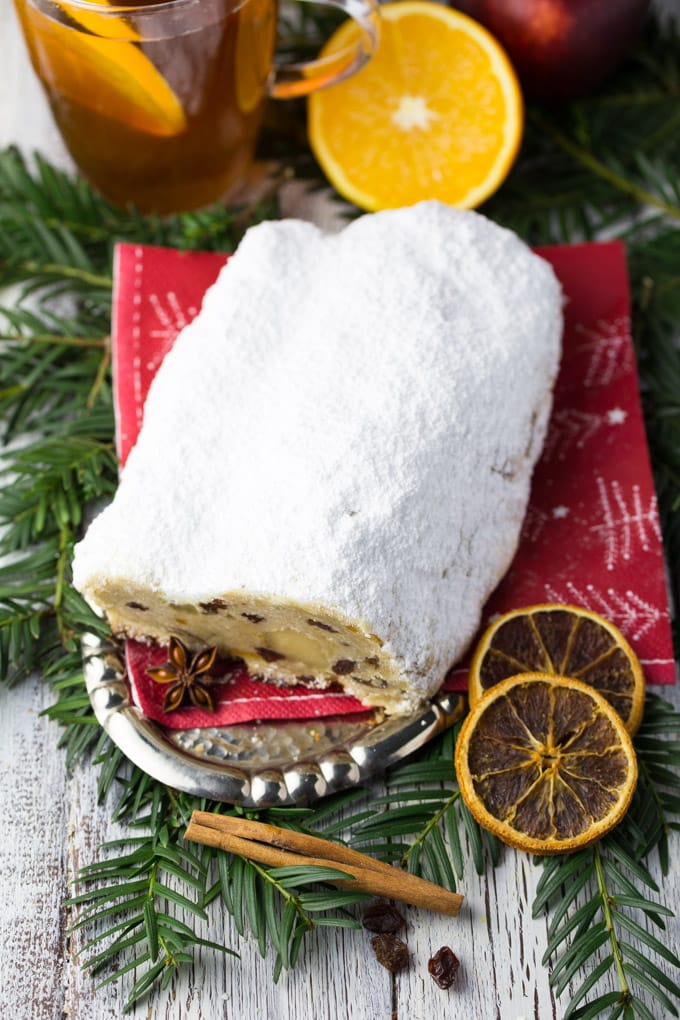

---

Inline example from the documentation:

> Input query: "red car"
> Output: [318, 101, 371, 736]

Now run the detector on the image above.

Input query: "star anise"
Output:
[147, 636, 220, 713]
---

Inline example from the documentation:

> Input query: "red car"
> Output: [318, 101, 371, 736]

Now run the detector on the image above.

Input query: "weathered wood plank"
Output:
[0, 678, 68, 1020]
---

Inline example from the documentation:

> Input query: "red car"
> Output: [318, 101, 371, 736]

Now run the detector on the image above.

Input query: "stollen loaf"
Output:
[72, 202, 563, 715]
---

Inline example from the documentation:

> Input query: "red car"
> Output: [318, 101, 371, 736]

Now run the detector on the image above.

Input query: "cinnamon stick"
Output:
[185, 811, 463, 917]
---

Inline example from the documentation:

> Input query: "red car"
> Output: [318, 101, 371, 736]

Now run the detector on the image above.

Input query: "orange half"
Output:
[308, 1, 523, 211]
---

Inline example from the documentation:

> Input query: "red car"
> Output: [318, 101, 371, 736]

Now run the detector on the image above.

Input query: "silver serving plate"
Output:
[83, 632, 466, 808]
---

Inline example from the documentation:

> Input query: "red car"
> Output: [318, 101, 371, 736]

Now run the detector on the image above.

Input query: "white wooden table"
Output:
[2, 3, 679, 1017]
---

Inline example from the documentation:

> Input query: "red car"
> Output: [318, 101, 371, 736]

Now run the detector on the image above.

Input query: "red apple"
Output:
[451, 0, 651, 100]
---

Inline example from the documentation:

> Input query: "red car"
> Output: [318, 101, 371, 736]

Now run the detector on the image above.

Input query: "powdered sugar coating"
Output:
[73, 202, 562, 712]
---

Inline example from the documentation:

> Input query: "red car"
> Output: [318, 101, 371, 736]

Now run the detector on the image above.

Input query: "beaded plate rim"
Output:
[83, 632, 466, 807]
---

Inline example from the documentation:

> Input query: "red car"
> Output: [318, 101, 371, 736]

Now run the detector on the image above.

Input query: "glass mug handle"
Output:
[268, 0, 380, 99]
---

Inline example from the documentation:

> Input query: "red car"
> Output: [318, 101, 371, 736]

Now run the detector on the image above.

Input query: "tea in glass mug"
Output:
[14, 0, 379, 213]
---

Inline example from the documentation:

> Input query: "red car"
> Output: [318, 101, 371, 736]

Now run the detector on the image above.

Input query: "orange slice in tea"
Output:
[22, 2, 186, 137]
[52, 0, 141, 41]
[308, 1, 523, 211]
[455, 673, 638, 855]
[469, 604, 645, 735]
[236, 0, 276, 113]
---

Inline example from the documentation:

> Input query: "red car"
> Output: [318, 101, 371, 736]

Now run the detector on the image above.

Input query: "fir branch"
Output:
[536, 696, 680, 1019]
[593, 845, 632, 1009]
[69, 822, 239, 1012]
[71, 785, 370, 1010]
[633, 694, 680, 872]
[216, 853, 367, 981]
[530, 112, 680, 223]
[333, 725, 497, 886]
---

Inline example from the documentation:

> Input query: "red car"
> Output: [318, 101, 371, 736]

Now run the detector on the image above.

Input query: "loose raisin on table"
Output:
[428, 946, 460, 989]
[371, 934, 409, 973]
[362, 902, 405, 934]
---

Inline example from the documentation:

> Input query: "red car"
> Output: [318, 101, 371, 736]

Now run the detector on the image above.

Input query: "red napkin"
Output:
[112, 239, 675, 729]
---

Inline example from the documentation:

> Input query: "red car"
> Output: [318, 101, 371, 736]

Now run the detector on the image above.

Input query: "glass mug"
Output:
[14, 0, 379, 213]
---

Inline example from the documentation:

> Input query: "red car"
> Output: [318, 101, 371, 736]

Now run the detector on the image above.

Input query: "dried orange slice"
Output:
[469, 604, 645, 735]
[20, 1, 186, 137]
[455, 673, 638, 855]
[307, 1, 522, 211]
